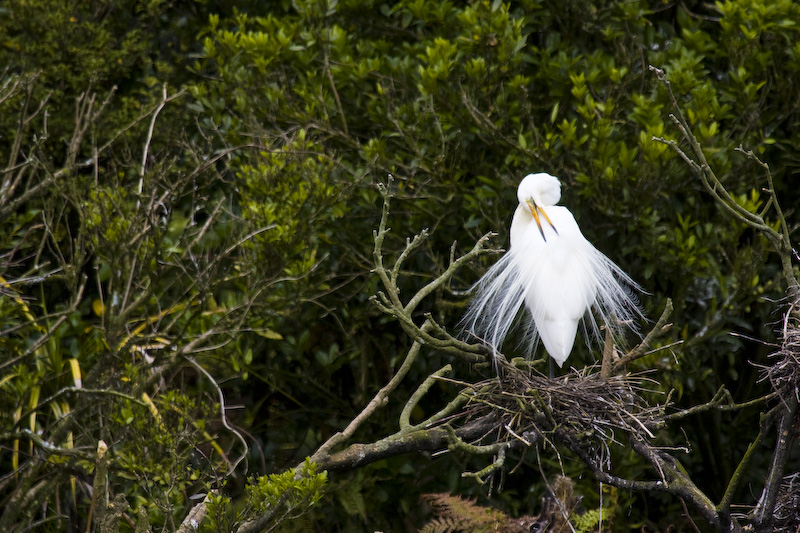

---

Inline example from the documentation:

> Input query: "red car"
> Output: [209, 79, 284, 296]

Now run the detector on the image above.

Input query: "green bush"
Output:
[2, 0, 799, 531]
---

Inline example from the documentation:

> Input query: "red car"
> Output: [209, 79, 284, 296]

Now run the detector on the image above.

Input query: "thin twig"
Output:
[140, 84, 168, 180]
[185, 356, 249, 475]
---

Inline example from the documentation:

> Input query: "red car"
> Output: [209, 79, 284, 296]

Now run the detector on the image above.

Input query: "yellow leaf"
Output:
[68, 359, 82, 389]
[141, 393, 166, 431]
[13, 407, 21, 476]
[255, 328, 283, 340]
[28, 386, 40, 433]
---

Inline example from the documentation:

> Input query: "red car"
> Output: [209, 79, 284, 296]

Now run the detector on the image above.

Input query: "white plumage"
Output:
[465, 172, 641, 368]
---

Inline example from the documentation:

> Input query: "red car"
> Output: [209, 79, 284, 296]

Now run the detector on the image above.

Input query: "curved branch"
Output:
[663, 386, 777, 424]
[311, 320, 434, 461]
[312, 414, 499, 472]
[185, 356, 249, 475]
[650, 65, 798, 298]
[718, 404, 783, 519]
[370, 180, 497, 364]
[403, 231, 495, 316]
[611, 298, 673, 374]
[649, 66, 777, 236]
[400, 364, 452, 430]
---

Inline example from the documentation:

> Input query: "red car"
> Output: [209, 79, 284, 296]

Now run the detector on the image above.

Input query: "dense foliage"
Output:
[1, 0, 799, 531]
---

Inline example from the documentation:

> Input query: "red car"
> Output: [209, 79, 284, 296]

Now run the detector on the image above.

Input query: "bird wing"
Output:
[509, 203, 530, 249]
[464, 204, 641, 367]
[513, 206, 597, 365]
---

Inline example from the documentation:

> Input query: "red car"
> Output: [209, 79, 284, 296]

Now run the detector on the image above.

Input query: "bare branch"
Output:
[371, 179, 495, 362]
[311, 320, 434, 461]
[663, 386, 776, 424]
[176, 492, 216, 533]
[718, 403, 782, 517]
[650, 65, 798, 298]
[139, 83, 169, 179]
[185, 356, 249, 475]
[612, 298, 673, 373]
[399, 365, 454, 430]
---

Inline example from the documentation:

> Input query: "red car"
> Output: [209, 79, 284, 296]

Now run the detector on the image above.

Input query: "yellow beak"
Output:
[526, 200, 558, 241]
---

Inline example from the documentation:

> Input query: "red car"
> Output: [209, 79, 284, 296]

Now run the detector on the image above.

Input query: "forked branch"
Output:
[651, 64, 799, 532]
[649, 65, 798, 298]
[371, 178, 496, 362]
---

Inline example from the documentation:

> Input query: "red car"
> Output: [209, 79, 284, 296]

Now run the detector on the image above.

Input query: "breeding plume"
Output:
[465, 173, 641, 368]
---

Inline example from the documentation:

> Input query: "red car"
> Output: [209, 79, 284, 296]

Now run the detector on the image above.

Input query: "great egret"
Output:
[465, 172, 641, 370]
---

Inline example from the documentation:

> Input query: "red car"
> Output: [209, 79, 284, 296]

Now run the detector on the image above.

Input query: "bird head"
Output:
[517, 173, 561, 207]
[517, 173, 561, 240]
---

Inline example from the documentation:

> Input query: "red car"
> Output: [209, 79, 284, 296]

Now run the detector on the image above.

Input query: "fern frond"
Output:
[420, 492, 543, 533]
[419, 517, 462, 533]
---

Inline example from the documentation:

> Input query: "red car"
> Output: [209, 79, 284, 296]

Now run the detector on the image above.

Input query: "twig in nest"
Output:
[463, 364, 663, 460]
[763, 311, 800, 402]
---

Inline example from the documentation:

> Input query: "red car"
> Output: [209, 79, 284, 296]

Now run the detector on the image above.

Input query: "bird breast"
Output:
[509, 205, 599, 321]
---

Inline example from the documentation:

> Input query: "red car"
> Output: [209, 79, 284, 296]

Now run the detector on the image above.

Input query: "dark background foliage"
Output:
[1, 0, 798, 531]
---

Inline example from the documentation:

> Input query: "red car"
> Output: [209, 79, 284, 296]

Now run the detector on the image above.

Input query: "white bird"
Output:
[464, 172, 641, 369]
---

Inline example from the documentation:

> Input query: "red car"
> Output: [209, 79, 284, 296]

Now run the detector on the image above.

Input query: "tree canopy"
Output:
[1, 0, 799, 531]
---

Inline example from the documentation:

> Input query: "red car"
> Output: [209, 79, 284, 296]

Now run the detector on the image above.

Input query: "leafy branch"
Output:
[649, 65, 799, 299]
[651, 64, 799, 532]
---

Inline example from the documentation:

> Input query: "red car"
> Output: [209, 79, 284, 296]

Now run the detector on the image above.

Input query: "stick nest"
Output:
[462, 362, 665, 453]
[774, 472, 800, 533]
[764, 315, 800, 402]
